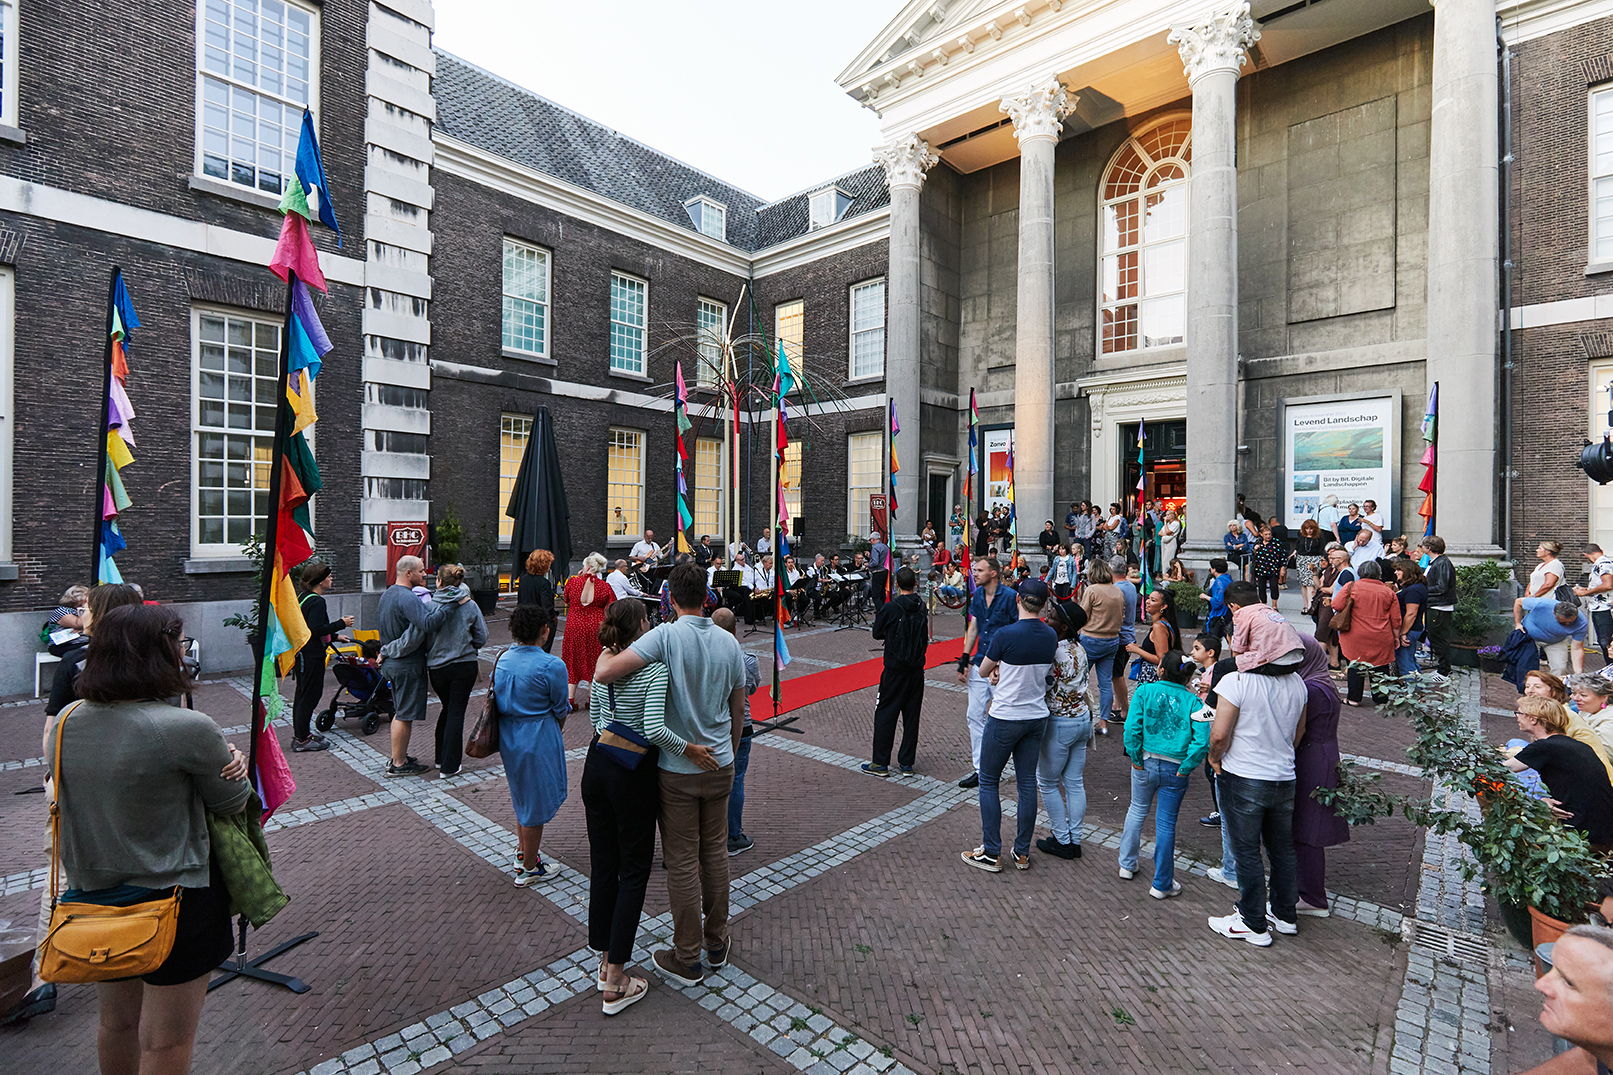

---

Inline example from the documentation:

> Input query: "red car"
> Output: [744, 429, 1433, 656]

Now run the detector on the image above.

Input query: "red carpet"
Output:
[761, 636, 966, 719]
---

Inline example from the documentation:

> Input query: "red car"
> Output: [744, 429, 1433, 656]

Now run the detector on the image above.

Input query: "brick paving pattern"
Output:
[0, 616, 1562, 1073]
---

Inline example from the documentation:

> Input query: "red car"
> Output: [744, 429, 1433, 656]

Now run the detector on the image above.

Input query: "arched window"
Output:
[1099, 116, 1191, 354]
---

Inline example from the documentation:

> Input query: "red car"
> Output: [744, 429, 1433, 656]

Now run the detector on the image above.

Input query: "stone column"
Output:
[873, 134, 938, 547]
[1001, 78, 1076, 537]
[1169, 2, 1258, 564]
[1426, 0, 1501, 557]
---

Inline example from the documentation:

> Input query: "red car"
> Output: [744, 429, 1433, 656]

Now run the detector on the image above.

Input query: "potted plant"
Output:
[432, 506, 465, 567]
[1449, 559, 1512, 666]
[461, 532, 503, 613]
[1165, 580, 1206, 626]
[1475, 645, 1505, 674]
[1314, 667, 1608, 958]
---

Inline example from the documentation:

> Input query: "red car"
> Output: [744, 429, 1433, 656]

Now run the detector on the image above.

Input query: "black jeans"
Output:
[1218, 771, 1298, 933]
[1593, 609, 1613, 661]
[291, 649, 325, 741]
[1346, 663, 1392, 705]
[1425, 608, 1453, 674]
[428, 660, 478, 773]
[871, 665, 925, 768]
[1253, 574, 1281, 604]
[581, 742, 660, 965]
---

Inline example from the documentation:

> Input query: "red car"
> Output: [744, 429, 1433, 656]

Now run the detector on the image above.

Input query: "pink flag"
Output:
[269, 212, 328, 292]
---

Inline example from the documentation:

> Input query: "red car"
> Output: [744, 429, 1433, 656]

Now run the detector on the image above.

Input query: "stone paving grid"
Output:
[0, 631, 1524, 1073]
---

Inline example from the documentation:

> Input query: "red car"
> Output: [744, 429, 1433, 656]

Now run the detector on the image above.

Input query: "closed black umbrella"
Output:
[507, 407, 573, 583]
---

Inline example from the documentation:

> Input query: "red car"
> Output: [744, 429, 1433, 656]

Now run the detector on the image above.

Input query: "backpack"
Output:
[883, 596, 929, 667]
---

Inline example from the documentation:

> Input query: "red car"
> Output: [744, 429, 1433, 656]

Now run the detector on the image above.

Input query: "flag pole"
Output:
[209, 270, 318, 995]
[90, 267, 120, 584]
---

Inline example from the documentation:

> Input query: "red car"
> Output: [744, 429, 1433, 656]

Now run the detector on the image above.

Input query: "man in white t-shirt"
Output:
[1348, 529, 1377, 571]
[1315, 495, 1343, 542]
[1359, 500, 1385, 559]
[1574, 543, 1613, 661]
[1206, 669, 1308, 947]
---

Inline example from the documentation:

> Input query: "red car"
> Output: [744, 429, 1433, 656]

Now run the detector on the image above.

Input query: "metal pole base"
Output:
[208, 931, 319, 994]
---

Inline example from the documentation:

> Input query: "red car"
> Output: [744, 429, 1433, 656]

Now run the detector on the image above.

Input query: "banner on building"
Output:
[1281, 394, 1398, 531]
[388, 521, 429, 577]
[868, 494, 888, 540]
[981, 426, 1014, 516]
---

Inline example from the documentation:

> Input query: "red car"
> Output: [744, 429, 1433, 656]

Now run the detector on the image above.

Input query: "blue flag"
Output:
[295, 110, 343, 245]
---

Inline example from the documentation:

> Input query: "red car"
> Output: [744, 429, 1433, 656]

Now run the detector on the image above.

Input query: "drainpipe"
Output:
[1499, 22, 1516, 562]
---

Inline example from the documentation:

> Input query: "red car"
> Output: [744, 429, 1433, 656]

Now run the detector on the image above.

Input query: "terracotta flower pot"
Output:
[1528, 904, 1577, 977]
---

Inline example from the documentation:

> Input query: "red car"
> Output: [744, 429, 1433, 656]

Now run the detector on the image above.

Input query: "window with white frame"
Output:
[197, 0, 319, 195]
[502, 238, 550, 358]
[606, 427, 645, 539]
[193, 308, 280, 554]
[0, 267, 12, 562]
[0, 0, 19, 128]
[499, 413, 532, 544]
[846, 432, 881, 539]
[1099, 116, 1191, 354]
[849, 278, 886, 380]
[609, 272, 647, 375]
[685, 197, 726, 242]
[1592, 88, 1613, 261]
[775, 299, 803, 370]
[696, 297, 726, 386]
[809, 187, 850, 230]
[693, 436, 722, 538]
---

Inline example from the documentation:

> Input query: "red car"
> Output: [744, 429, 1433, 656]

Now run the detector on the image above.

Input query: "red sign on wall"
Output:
[868, 494, 888, 542]
[386, 521, 429, 579]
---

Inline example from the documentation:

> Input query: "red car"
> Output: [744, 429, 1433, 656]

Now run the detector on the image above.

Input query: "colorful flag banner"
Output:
[1004, 434, 1017, 545]
[96, 270, 141, 583]
[889, 399, 901, 523]
[772, 340, 794, 699]
[1418, 383, 1438, 537]
[674, 358, 693, 550]
[963, 388, 978, 601]
[1137, 418, 1151, 595]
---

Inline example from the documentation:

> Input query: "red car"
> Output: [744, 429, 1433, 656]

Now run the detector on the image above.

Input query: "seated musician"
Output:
[720, 552, 754, 616]
[748, 554, 777, 627]
[605, 558, 648, 600]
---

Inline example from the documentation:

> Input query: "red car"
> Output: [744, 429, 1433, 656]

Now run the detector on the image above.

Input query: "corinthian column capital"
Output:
[1168, 1, 1260, 85]
[999, 77, 1078, 145]
[873, 134, 940, 190]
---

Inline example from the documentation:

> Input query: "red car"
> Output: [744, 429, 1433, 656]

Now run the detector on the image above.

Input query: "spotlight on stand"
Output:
[1577, 435, 1613, 484]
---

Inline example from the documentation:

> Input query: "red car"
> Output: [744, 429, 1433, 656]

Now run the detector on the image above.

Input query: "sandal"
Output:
[602, 975, 648, 1016]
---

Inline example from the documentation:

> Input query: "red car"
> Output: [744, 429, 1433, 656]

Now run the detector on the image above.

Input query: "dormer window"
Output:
[684, 196, 727, 241]
[808, 186, 853, 229]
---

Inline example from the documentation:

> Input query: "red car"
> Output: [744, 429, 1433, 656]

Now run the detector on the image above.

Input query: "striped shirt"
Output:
[591, 660, 687, 756]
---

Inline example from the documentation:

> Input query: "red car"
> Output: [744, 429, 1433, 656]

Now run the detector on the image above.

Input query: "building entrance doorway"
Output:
[1119, 420, 1187, 513]
[927, 472, 950, 537]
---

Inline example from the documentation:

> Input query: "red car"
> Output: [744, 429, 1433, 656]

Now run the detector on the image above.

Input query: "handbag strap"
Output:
[48, 700, 86, 906]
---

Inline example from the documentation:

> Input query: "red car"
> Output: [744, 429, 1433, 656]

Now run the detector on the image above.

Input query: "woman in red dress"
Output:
[561, 552, 615, 713]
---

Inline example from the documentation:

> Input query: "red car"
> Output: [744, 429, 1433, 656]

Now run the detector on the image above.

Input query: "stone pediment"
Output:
[839, 0, 1009, 84]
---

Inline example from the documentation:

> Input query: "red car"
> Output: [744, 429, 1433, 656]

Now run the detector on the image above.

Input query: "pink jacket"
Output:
[1229, 603, 1304, 671]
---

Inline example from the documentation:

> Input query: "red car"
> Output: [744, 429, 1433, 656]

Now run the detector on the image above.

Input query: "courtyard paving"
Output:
[0, 603, 1564, 1073]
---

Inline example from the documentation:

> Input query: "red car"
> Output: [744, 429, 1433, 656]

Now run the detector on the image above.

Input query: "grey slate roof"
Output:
[432, 49, 888, 254]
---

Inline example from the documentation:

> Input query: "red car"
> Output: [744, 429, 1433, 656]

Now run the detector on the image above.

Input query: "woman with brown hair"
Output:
[517, 548, 558, 651]
[45, 604, 250, 1072]
[1523, 670, 1613, 783]
[562, 553, 615, 713]
[425, 564, 487, 777]
[1391, 558, 1428, 675]
[291, 561, 354, 753]
[1292, 519, 1328, 612]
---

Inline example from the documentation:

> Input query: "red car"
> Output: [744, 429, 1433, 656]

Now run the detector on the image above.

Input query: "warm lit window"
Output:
[696, 297, 726, 386]
[775, 299, 803, 371]
[0, 0, 19, 128]
[685, 197, 727, 241]
[193, 308, 279, 554]
[610, 272, 648, 375]
[846, 432, 882, 539]
[502, 238, 550, 358]
[499, 413, 532, 544]
[1099, 116, 1191, 354]
[849, 278, 885, 380]
[693, 436, 722, 538]
[196, 0, 319, 195]
[606, 427, 645, 539]
[781, 440, 802, 523]
[1593, 88, 1613, 261]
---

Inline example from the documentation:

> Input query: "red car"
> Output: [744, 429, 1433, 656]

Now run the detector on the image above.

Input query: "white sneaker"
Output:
[1295, 901, 1332, 918]
[1118, 866, 1136, 880]
[1208, 913, 1272, 947]
[1149, 881, 1183, 900]
[1206, 867, 1239, 890]
[1265, 906, 1299, 935]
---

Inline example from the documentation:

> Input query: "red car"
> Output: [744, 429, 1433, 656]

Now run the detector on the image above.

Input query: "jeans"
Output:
[1394, 629, 1425, 675]
[1432, 610, 1458, 671]
[658, 764, 734, 965]
[965, 665, 993, 772]
[1219, 807, 1239, 882]
[727, 731, 753, 839]
[1593, 609, 1613, 661]
[978, 716, 1046, 858]
[1218, 770, 1298, 934]
[1079, 636, 1121, 720]
[428, 660, 479, 773]
[1036, 712, 1092, 844]
[1118, 758, 1191, 891]
[582, 741, 660, 964]
[1346, 663, 1392, 705]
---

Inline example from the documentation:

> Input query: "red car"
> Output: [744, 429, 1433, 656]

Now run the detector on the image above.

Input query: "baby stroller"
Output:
[313, 638, 395, 736]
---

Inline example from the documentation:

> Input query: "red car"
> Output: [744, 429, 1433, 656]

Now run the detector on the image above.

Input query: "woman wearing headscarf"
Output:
[1293, 634, 1349, 916]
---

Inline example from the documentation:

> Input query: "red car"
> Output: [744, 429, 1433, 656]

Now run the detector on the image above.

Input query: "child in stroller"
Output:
[315, 638, 397, 736]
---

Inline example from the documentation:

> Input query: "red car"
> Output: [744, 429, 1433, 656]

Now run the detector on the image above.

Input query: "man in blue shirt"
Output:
[961, 578, 1057, 873]
[954, 557, 1018, 789]
[1515, 596, 1589, 677]
[1203, 558, 1234, 641]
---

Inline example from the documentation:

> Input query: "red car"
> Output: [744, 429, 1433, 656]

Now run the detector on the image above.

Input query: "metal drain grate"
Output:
[1405, 919, 1491, 964]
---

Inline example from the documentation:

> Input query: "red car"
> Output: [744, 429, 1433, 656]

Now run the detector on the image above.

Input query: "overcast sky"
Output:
[433, 0, 901, 203]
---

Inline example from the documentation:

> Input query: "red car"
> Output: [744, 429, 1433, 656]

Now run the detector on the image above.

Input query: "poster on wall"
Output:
[981, 427, 1015, 516]
[1282, 396, 1396, 531]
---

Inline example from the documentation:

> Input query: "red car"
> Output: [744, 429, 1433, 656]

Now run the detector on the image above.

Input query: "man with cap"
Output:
[961, 578, 1057, 873]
